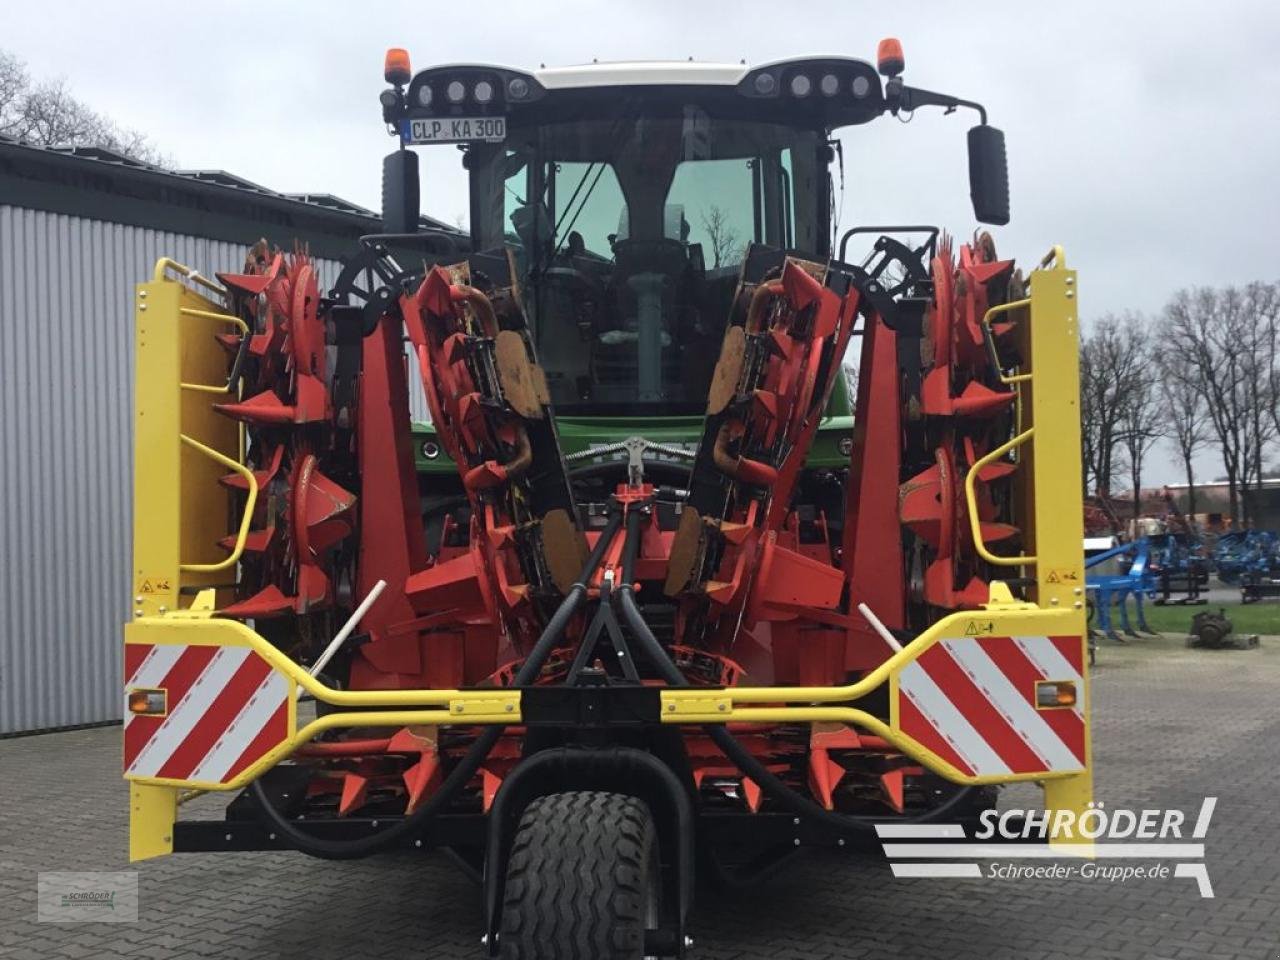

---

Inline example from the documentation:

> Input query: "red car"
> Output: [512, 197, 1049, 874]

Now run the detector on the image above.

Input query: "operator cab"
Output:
[378, 52, 1008, 415]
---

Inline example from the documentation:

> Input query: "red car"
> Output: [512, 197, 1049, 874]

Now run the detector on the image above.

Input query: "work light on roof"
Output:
[819, 73, 839, 97]
[474, 80, 495, 104]
[789, 73, 812, 97]
[753, 72, 777, 95]
[507, 76, 530, 100]
[446, 80, 466, 103]
[416, 84, 433, 107]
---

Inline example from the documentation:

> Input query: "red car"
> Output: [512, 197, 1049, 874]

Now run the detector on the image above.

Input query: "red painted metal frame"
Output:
[205, 238, 1025, 819]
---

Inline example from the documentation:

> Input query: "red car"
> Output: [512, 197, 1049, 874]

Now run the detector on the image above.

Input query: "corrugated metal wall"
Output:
[0, 205, 431, 733]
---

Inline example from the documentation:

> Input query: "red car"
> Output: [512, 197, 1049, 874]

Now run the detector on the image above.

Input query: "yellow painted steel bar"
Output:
[211, 707, 1073, 794]
[717, 707, 1077, 785]
[153, 257, 228, 298]
[1038, 244, 1067, 269]
[137, 607, 1064, 719]
[658, 604, 1072, 709]
[655, 702, 1079, 784]
[126, 707, 519, 794]
[176, 435, 258, 573]
[128, 616, 521, 709]
[179, 382, 233, 394]
[964, 428, 1038, 566]
[179, 306, 248, 334]
[982, 298, 1033, 384]
[298, 709, 512, 736]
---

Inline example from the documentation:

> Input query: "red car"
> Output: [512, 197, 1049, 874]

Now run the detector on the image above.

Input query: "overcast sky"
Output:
[7, 0, 1279, 484]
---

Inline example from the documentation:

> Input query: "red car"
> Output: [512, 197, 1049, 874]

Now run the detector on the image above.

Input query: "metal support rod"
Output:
[856, 602, 903, 653]
[307, 579, 387, 679]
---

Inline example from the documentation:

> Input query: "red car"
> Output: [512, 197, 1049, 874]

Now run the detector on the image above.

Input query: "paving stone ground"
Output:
[2, 630, 1278, 960]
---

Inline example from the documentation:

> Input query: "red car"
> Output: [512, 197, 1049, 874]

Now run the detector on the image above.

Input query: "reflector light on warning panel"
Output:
[127, 689, 167, 716]
[1035, 679, 1077, 708]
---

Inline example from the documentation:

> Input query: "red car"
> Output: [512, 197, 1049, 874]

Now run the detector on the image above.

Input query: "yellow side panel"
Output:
[132, 279, 241, 616]
[1026, 257, 1091, 842]
[129, 782, 177, 862]
[1045, 768, 1094, 847]
[1026, 265, 1085, 609]
[133, 281, 182, 617]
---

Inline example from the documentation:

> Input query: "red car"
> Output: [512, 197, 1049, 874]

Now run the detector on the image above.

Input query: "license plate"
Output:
[402, 116, 506, 144]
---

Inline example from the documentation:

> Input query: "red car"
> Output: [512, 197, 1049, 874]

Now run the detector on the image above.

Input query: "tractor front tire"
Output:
[499, 791, 659, 960]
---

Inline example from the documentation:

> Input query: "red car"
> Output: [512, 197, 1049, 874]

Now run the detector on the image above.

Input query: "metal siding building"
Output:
[0, 138, 441, 733]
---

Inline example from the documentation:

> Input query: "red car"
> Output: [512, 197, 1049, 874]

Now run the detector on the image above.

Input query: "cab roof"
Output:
[534, 60, 752, 89]
[400, 57, 887, 130]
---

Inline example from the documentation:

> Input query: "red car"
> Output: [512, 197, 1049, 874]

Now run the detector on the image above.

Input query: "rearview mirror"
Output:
[967, 125, 1009, 226]
[382, 149, 420, 234]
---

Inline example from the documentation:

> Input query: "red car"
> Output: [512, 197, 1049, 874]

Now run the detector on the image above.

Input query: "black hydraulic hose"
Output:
[251, 726, 506, 860]
[250, 510, 625, 860]
[615, 508, 974, 836]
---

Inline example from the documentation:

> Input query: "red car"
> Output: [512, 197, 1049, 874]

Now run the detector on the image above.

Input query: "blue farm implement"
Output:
[1216, 531, 1280, 602]
[1085, 538, 1159, 648]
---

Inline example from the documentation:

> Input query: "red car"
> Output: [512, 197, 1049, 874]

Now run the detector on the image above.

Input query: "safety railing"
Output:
[179, 306, 247, 332]
[127, 596, 1078, 792]
[153, 257, 228, 298]
[965, 429, 1037, 566]
[177, 306, 249, 396]
[981, 298, 1033, 385]
[177, 435, 258, 573]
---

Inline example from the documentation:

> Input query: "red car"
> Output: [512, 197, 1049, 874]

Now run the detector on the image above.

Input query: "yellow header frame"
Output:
[127, 250, 1090, 860]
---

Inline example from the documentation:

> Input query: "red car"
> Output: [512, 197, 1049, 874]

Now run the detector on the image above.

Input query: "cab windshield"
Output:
[469, 101, 823, 414]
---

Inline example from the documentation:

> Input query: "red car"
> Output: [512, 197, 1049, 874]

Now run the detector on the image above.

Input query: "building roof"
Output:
[1162, 479, 1280, 491]
[0, 134, 461, 259]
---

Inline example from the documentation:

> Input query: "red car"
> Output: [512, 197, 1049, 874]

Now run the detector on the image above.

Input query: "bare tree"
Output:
[1079, 345, 1100, 498]
[1116, 355, 1160, 522]
[1079, 313, 1148, 500]
[0, 49, 25, 115]
[0, 49, 164, 164]
[700, 205, 741, 269]
[1240, 281, 1280, 517]
[1266, 281, 1280, 444]
[1083, 288, 1280, 527]
[1154, 343, 1211, 517]
[1163, 287, 1253, 524]
[1116, 332, 1167, 522]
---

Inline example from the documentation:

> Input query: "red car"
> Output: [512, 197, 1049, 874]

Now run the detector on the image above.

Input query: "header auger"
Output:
[126, 42, 1090, 958]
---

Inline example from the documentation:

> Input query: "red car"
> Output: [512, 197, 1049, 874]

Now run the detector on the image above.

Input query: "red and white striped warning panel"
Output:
[123, 642, 291, 785]
[896, 634, 1086, 778]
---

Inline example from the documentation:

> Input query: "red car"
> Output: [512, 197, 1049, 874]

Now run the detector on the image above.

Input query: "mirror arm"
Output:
[884, 79, 989, 125]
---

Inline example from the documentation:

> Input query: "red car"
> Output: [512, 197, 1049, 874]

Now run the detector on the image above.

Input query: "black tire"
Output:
[499, 791, 659, 960]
